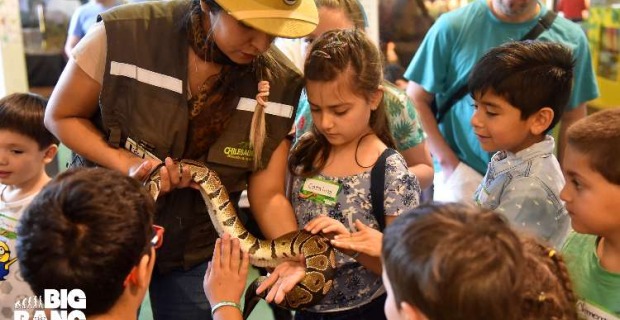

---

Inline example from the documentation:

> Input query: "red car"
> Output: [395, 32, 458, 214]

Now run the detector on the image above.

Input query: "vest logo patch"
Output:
[223, 142, 254, 162]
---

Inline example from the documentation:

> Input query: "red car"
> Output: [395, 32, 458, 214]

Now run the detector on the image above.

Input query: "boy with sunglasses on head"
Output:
[17, 168, 161, 319]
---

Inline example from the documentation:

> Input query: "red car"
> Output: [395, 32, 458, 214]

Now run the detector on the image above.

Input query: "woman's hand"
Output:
[255, 256, 306, 304]
[204, 233, 250, 306]
[331, 219, 383, 258]
[129, 157, 197, 196]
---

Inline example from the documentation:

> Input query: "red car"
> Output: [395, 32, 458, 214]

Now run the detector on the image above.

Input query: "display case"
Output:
[586, 6, 620, 108]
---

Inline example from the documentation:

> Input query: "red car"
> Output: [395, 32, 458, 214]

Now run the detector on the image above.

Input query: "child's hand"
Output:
[304, 215, 349, 239]
[331, 219, 383, 258]
[256, 255, 306, 304]
[203, 233, 250, 305]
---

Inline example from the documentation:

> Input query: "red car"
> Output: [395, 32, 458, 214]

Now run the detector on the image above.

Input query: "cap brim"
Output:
[240, 18, 318, 38]
[215, 0, 318, 38]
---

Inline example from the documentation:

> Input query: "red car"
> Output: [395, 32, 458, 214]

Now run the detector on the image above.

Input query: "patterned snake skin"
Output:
[145, 159, 336, 312]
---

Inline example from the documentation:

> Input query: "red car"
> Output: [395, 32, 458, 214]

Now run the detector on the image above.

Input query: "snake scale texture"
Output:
[145, 159, 336, 314]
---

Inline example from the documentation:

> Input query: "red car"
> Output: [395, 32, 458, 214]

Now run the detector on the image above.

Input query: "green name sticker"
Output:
[299, 178, 341, 206]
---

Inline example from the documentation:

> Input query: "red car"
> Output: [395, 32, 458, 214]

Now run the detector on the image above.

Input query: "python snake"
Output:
[145, 159, 336, 313]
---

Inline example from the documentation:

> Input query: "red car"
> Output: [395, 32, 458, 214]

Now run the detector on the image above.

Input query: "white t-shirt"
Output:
[0, 185, 37, 319]
[70, 21, 108, 84]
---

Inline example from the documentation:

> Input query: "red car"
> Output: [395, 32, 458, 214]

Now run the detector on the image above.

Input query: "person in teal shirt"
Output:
[560, 109, 620, 319]
[405, 0, 599, 202]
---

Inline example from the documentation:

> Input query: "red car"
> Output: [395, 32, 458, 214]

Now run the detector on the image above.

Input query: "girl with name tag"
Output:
[259, 29, 421, 320]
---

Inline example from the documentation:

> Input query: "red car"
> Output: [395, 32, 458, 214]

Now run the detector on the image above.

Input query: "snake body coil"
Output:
[146, 159, 336, 312]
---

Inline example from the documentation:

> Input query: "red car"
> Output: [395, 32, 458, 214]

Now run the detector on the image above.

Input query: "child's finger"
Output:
[256, 272, 279, 295]
[212, 238, 222, 269]
[230, 237, 241, 271]
[321, 224, 346, 235]
[354, 219, 368, 231]
[265, 280, 281, 302]
[274, 284, 288, 304]
[303, 215, 327, 231]
[220, 233, 232, 268]
[240, 251, 250, 277]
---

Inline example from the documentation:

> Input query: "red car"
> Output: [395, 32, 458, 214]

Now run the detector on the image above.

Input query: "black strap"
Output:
[433, 10, 558, 123]
[370, 148, 397, 231]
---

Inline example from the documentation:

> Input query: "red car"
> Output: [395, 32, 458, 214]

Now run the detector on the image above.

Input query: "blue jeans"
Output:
[294, 294, 387, 320]
[149, 260, 211, 320]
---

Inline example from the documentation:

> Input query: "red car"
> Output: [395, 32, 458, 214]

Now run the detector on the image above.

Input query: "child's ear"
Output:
[370, 86, 384, 111]
[136, 248, 156, 289]
[529, 107, 554, 135]
[42, 144, 58, 165]
[400, 301, 428, 320]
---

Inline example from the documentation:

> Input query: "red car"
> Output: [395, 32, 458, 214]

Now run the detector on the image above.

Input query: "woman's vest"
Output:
[94, 0, 303, 272]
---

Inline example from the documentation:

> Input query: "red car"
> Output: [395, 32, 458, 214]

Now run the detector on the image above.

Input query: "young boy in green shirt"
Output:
[561, 108, 620, 319]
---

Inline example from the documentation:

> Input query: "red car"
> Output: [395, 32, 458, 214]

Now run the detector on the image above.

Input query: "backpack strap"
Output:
[433, 10, 558, 123]
[370, 148, 397, 231]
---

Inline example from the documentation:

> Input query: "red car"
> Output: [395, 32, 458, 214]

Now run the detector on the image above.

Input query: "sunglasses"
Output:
[151, 225, 165, 250]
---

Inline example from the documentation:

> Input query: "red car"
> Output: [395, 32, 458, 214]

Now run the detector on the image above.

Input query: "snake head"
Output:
[144, 162, 166, 201]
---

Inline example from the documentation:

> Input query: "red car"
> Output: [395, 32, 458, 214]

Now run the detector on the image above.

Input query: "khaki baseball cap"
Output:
[214, 0, 319, 38]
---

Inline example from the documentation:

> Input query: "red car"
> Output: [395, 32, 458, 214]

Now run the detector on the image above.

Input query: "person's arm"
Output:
[557, 103, 586, 165]
[247, 139, 298, 239]
[45, 60, 190, 190]
[64, 35, 81, 59]
[45, 60, 138, 173]
[406, 81, 460, 178]
[400, 142, 434, 189]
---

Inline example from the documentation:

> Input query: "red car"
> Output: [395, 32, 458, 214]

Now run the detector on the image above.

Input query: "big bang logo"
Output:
[14, 289, 86, 320]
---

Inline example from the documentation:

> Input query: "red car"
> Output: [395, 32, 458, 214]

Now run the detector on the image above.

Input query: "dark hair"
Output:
[520, 237, 578, 320]
[185, 0, 289, 169]
[289, 29, 395, 176]
[17, 168, 154, 316]
[382, 203, 525, 320]
[468, 41, 575, 131]
[566, 108, 620, 185]
[0, 93, 59, 149]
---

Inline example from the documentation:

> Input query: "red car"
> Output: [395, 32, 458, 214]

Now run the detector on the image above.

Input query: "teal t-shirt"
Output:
[294, 80, 426, 150]
[404, 0, 599, 175]
[562, 232, 620, 319]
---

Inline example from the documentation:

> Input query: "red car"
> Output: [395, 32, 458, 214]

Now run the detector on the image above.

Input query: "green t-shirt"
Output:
[562, 232, 620, 319]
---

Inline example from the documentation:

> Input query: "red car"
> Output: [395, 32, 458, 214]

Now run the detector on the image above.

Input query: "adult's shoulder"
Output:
[543, 11, 589, 44]
[434, 0, 489, 32]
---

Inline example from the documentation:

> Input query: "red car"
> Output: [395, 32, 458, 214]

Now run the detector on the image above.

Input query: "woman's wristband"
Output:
[211, 301, 242, 317]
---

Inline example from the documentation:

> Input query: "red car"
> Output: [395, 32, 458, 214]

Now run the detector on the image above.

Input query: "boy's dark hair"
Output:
[567, 108, 620, 184]
[0, 93, 59, 149]
[17, 168, 154, 316]
[468, 41, 575, 131]
[290, 29, 395, 176]
[382, 203, 525, 320]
